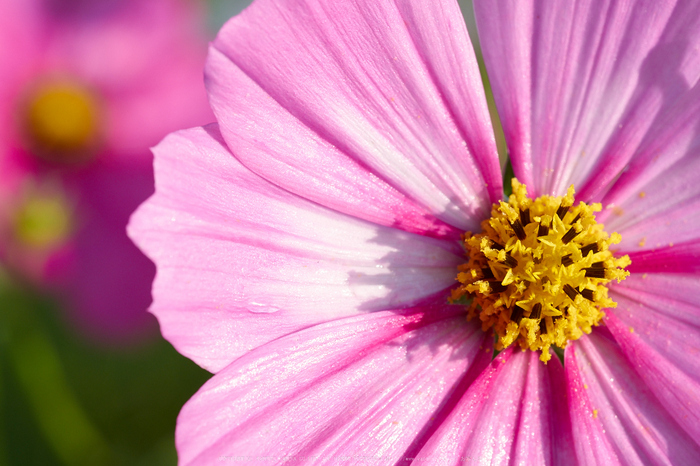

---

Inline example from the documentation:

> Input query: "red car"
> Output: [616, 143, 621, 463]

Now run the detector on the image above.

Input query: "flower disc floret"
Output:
[452, 179, 631, 362]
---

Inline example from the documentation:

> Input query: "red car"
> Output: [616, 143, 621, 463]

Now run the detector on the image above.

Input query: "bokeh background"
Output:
[0, 1, 498, 465]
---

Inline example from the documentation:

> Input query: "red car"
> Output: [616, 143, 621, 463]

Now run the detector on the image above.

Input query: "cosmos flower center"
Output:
[23, 81, 101, 163]
[452, 179, 631, 362]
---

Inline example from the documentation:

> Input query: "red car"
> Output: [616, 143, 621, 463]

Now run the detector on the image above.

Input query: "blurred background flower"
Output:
[0, 0, 252, 464]
[1, 0, 216, 343]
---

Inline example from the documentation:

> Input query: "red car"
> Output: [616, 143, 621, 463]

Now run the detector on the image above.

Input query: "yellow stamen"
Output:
[24, 81, 101, 163]
[451, 179, 630, 362]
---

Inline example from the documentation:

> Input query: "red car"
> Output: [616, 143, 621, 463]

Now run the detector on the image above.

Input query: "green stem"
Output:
[0, 356, 7, 466]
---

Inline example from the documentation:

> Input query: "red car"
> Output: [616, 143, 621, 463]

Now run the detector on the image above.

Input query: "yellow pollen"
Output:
[24, 81, 101, 163]
[451, 179, 630, 362]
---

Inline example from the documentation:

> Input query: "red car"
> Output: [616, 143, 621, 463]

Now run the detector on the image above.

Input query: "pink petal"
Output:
[416, 349, 575, 465]
[475, 1, 700, 200]
[607, 274, 700, 443]
[579, 7, 700, 203]
[175, 309, 490, 465]
[0, 0, 43, 156]
[205, 0, 500, 235]
[128, 125, 463, 372]
[596, 125, 700, 252]
[625, 239, 700, 275]
[610, 273, 700, 326]
[566, 331, 700, 465]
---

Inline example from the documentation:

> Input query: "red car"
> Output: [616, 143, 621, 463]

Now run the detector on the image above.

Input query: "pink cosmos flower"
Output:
[0, 0, 214, 343]
[130, 0, 700, 463]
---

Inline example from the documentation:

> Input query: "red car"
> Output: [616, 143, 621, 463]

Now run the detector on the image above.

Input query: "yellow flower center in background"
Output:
[24, 81, 101, 163]
[452, 179, 630, 362]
